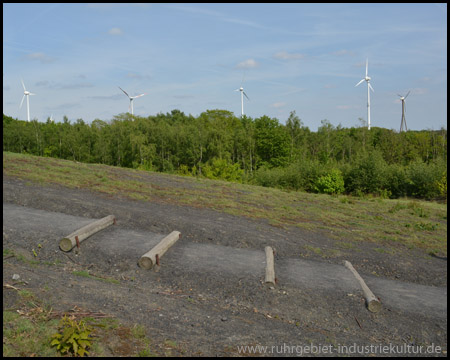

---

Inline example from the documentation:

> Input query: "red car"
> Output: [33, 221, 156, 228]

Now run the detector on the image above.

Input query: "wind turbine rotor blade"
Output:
[369, 83, 374, 92]
[29, 92, 36, 96]
[355, 79, 365, 87]
[365, 58, 368, 77]
[397, 94, 403, 98]
[119, 86, 129, 98]
[243, 92, 249, 101]
[21, 79, 26, 91]
[20, 94, 25, 109]
[404, 91, 410, 99]
[133, 93, 146, 99]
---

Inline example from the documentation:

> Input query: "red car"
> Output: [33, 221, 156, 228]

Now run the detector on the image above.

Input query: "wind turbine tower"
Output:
[234, 73, 249, 117]
[355, 59, 374, 130]
[234, 86, 250, 117]
[235, 86, 250, 117]
[20, 79, 36, 122]
[119, 86, 146, 116]
[398, 91, 410, 132]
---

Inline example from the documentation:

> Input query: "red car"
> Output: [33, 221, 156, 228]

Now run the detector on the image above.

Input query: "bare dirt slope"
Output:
[3, 175, 447, 356]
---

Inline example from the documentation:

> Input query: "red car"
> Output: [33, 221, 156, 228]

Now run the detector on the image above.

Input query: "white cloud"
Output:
[166, 4, 223, 17]
[88, 4, 150, 9]
[60, 82, 94, 90]
[332, 49, 355, 56]
[271, 102, 287, 108]
[224, 17, 265, 30]
[54, 102, 81, 110]
[273, 51, 304, 60]
[411, 88, 428, 95]
[26, 52, 55, 64]
[235, 59, 258, 69]
[109, 27, 123, 35]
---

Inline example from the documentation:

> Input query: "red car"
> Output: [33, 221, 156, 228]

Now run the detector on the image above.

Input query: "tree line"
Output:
[2, 110, 447, 200]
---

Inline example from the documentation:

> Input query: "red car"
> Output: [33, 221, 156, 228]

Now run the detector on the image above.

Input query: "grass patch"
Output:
[3, 288, 177, 357]
[3, 310, 60, 357]
[4, 247, 61, 267]
[72, 270, 120, 284]
[3, 248, 40, 266]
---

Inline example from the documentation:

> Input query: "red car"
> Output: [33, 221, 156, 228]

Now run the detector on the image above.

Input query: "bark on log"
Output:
[265, 246, 276, 287]
[138, 231, 181, 270]
[59, 215, 115, 252]
[344, 260, 381, 313]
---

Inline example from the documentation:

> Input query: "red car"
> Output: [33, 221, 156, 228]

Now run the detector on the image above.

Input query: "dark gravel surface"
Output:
[3, 175, 447, 357]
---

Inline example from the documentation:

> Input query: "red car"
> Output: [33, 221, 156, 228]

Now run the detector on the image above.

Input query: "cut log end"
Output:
[344, 260, 381, 313]
[138, 231, 181, 271]
[59, 215, 115, 252]
[367, 299, 382, 313]
[59, 238, 74, 252]
[264, 280, 276, 288]
[138, 256, 154, 270]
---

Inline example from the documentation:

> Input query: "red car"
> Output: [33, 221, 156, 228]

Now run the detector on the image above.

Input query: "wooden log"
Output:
[344, 260, 381, 313]
[265, 246, 276, 287]
[138, 231, 181, 270]
[59, 215, 115, 252]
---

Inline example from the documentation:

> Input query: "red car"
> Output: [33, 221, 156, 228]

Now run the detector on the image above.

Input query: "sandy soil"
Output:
[3, 175, 447, 357]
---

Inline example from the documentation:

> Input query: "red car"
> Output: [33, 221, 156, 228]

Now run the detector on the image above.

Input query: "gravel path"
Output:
[3, 175, 447, 356]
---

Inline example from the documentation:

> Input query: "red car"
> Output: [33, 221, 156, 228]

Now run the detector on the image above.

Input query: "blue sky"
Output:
[3, 3, 447, 131]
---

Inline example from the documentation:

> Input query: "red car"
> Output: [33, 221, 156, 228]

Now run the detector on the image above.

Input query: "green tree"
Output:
[285, 110, 302, 161]
[345, 149, 388, 195]
[254, 115, 290, 168]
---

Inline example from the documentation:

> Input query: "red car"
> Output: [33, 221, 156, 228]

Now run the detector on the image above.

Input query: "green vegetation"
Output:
[3, 288, 182, 357]
[313, 168, 345, 195]
[3, 309, 60, 357]
[72, 270, 120, 284]
[50, 316, 93, 356]
[3, 110, 447, 200]
[3, 152, 447, 257]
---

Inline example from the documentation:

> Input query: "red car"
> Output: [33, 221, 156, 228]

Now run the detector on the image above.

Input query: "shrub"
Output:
[178, 164, 191, 176]
[384, 163, 408, 198]
[202, 158, 244, 182]
[291, 159, 323, 192]
[253, 159, 323, 192]
[435, 170, 447, 199]
[406, 159, 445, 199]
[252, 165, 284, 189]
[345, 150, 388, 195]
[313, 169, 345, 195]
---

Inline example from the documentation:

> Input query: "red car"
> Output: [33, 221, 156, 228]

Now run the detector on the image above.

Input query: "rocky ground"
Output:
[3, 175, 447, 357]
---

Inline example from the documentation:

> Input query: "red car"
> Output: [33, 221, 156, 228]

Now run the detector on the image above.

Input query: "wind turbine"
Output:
[355, 58, 374, 130]
[118, 86, 146, 116]
[398, 91, 410, 132]
[20, 79, 36, 122]
[234, 73, 249, 117]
